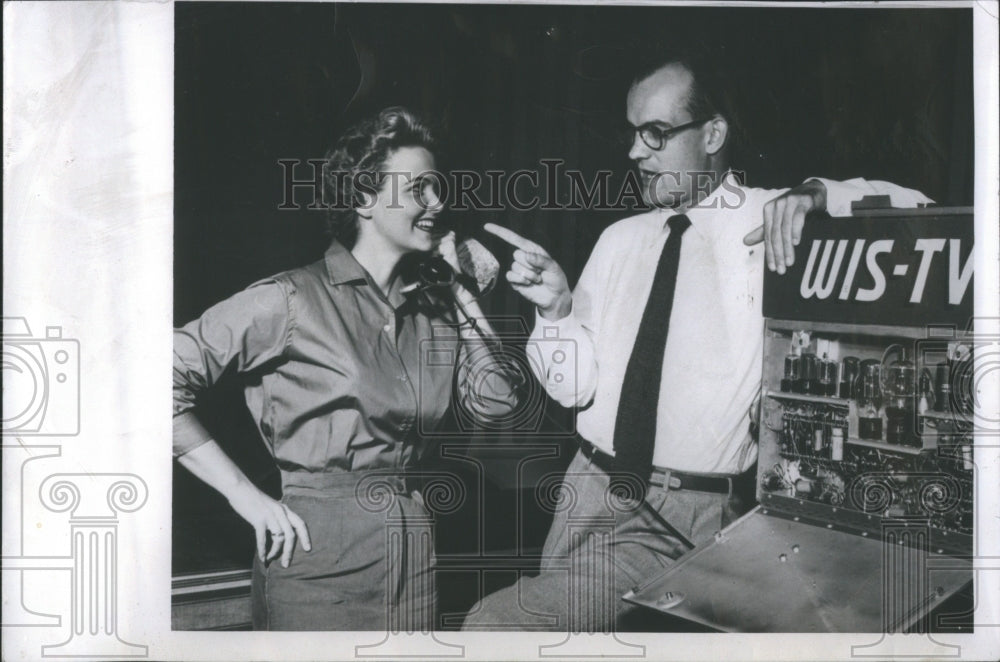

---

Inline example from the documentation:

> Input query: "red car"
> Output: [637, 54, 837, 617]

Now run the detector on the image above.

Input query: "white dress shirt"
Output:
[528, 174, 932, 475]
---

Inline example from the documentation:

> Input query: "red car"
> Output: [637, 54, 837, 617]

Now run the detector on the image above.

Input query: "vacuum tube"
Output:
[781, 353, 800, 393]
[884, 347, 918, 447]
[799, 353, 820, 395]
[952, 347, 974, 415]
[819, 354, 838, 397]
[934, 361, 951, 412]
[857, 359, 883, 440]
[840, 356, 860, 399]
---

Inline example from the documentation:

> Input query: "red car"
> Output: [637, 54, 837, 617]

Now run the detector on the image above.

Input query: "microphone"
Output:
[455, 237, 499, 296]
[405, 237, 500, 298]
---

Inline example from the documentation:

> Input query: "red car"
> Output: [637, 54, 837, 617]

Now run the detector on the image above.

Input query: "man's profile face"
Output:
[626, 63, 712, 210]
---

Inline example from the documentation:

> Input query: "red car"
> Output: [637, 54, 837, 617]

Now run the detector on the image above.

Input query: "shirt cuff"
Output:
[805, 177, 934, 217]
[531, 306, 580, 342]
[804, 177, 864, 217]
[173, 410, 213, 457]
[530, 307, 584, 385]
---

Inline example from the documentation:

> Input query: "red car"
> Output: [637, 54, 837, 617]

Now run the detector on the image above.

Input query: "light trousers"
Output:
[462, 448, 746, 631]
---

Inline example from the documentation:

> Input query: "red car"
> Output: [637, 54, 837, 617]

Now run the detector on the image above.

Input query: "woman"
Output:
[172, 107, 519, 630]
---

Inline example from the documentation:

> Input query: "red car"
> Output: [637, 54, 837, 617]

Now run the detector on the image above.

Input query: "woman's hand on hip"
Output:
[175, 440, 311, 568]
[227, 483, 312, 568]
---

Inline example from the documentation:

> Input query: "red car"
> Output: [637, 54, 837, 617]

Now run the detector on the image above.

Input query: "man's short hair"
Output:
[630, 44, 742, 148]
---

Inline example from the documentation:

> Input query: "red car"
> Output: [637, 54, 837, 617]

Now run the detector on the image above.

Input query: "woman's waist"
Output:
[259, 411, 443, 465]
[267, 431, 422, 478]
[279, 466, 421, 497]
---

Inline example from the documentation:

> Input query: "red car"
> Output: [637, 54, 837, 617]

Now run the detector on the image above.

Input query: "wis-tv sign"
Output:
[763, 209, 974, 328]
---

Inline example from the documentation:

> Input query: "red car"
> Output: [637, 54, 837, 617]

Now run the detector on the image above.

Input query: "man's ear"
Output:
[705, 116, 729, 156]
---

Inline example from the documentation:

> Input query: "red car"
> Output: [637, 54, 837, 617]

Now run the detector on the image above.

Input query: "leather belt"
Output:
[578, 438, 739, 496]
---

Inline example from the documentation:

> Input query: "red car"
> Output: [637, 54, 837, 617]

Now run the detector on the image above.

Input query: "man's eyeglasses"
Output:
[622, 117, 714, 151]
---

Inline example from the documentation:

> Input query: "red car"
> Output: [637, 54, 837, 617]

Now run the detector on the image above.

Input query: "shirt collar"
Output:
[324, 240, 411, 309]
[324, 240, 368, 285]
[657, 170, 744, 235]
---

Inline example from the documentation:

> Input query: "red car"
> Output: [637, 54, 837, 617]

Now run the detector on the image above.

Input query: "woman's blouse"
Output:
[173, 241, 519, 478]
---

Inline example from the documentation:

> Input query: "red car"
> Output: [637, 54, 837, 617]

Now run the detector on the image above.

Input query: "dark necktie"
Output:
[612, 214, 691, 486]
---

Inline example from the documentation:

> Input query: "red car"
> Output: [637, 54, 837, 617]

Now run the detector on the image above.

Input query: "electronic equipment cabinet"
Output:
[624, 205, 976, 632]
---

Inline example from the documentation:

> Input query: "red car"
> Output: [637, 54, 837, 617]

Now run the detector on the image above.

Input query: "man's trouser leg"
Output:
[462, 449, 743, 631]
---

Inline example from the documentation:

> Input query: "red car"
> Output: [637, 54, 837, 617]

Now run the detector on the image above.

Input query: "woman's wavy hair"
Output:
[323, 107, 436, 248]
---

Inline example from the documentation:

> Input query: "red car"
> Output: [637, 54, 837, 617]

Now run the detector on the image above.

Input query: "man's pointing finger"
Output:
[484, 223, 543, 253]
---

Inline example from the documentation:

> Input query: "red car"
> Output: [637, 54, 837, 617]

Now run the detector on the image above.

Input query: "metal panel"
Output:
[623, 508, 971, 632]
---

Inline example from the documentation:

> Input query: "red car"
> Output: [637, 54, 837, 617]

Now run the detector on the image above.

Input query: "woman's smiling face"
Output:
[363, 146, 442, 257]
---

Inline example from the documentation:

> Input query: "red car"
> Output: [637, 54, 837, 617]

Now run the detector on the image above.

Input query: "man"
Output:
[463, 50, 930, 630]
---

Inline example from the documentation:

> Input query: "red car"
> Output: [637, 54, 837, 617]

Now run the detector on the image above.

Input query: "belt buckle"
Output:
[667, 474, 682, 490]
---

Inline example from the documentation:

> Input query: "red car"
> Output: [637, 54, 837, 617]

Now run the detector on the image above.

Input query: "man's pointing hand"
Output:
[484, 223, 572, 321]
